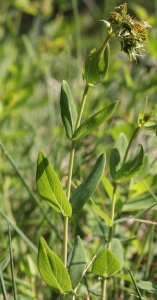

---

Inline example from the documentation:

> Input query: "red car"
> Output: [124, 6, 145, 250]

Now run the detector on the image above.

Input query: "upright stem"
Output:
[98, 26, 121, 59]
[101, 183, 117, 300]
[108, 127, 140, 248]
[98, 34, 111, 59]
[63, 84, 89, 266]
[102, 126, 141, 299]
[107, 183, 117, 250]
[101, 277, 107, 300]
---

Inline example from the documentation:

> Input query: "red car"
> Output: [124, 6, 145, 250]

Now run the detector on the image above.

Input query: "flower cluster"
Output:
[108, 3, 151, 60]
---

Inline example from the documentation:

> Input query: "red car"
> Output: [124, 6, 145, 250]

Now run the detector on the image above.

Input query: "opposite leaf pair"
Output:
[38, 236, 123, 296]
[60, 80, 118, 141]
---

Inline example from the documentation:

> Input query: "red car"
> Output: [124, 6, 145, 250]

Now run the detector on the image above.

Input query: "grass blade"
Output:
[8, 222, 18, 300]
[0, 140, 62, 241]
[128, 268, 143, 300]
[0, 268, 8, 300]
[0, 209, 38, 254]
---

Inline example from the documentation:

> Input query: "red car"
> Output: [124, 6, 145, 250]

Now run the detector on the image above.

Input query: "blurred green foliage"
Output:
[0, 0, 157, 299]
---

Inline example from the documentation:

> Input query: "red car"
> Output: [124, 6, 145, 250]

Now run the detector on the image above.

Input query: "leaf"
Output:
[93, 223, 109, 239]
[130, 173, 157, 199]
[67, 236, 86, 289]
[137, 281, 157, 294]
[97, 239, 123, 267]
[60, 80, 78, 139]
[109, 133, 128, 179]
[113, 145, 144, 183]
[72, 101, 118, 141]
[82, 43, 110, 86]
[122, 193, 157, 212]
[75, 179, 112, 226]
[88, 199, 113, 227]
[110, 122, 135, 141]
[114, 272, 134, 283]
[36, 152, 72, 217]
[110, 239, 123, 268]
[92, 249, 121, 278]
[138, 98, 148, 127]
[109, 148, 121, 180]
[38, 237, 72, 294]
[70, 153, 106, 215]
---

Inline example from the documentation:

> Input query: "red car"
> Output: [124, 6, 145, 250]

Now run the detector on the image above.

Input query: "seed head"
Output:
[108, 3, 151, 60]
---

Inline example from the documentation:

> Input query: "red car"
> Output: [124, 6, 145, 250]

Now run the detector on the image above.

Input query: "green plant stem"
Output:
[98, 25, 121, 59]
[102, 126, 141, 299]
[107, 183, 117, 250]
[63, 84, 89, 266]
[101, 278, 107, 300]
[98, 34, 111, 58]
[108, 126, 141, 247]
[101, 183, 117, 299]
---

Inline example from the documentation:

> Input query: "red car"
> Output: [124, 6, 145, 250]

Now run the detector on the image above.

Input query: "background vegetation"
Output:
[0, 0, 157, 299]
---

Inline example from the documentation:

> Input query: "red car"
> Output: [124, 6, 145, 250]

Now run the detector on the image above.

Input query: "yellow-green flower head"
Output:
[108, 3, 151, 60]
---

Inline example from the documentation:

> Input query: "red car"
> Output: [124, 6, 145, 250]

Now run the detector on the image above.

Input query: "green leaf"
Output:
[138, 98, 148, 127]
[98, 239, 123, 267]
[75, 179, 112, 226]
[113, 145, 144, 183]
[67, 236, 86, 289]
[92, 249, 121, 278]
[114, 272, 133, 283]
[110, 122, 135, 141]
[88, 199, 113, 227]
[142, 121, 157, 133]
[109, 133, 128, 179]
[82, 43, 110, 86]
[129, 173, 157, 199]
[60, 80, 78, 139]
[93, 223, 109, 239]
[72, 101, 118, 141]
[36, 152, 72, 217]
[70, 153, 106, 215]
[110, 145, 144, 183]
[137, 281, 157, 294]
[122, 193, 157, 212]
[138, 97, 155, 131]
[110, 239, 123, 268]
[38, 237, 72, 294]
